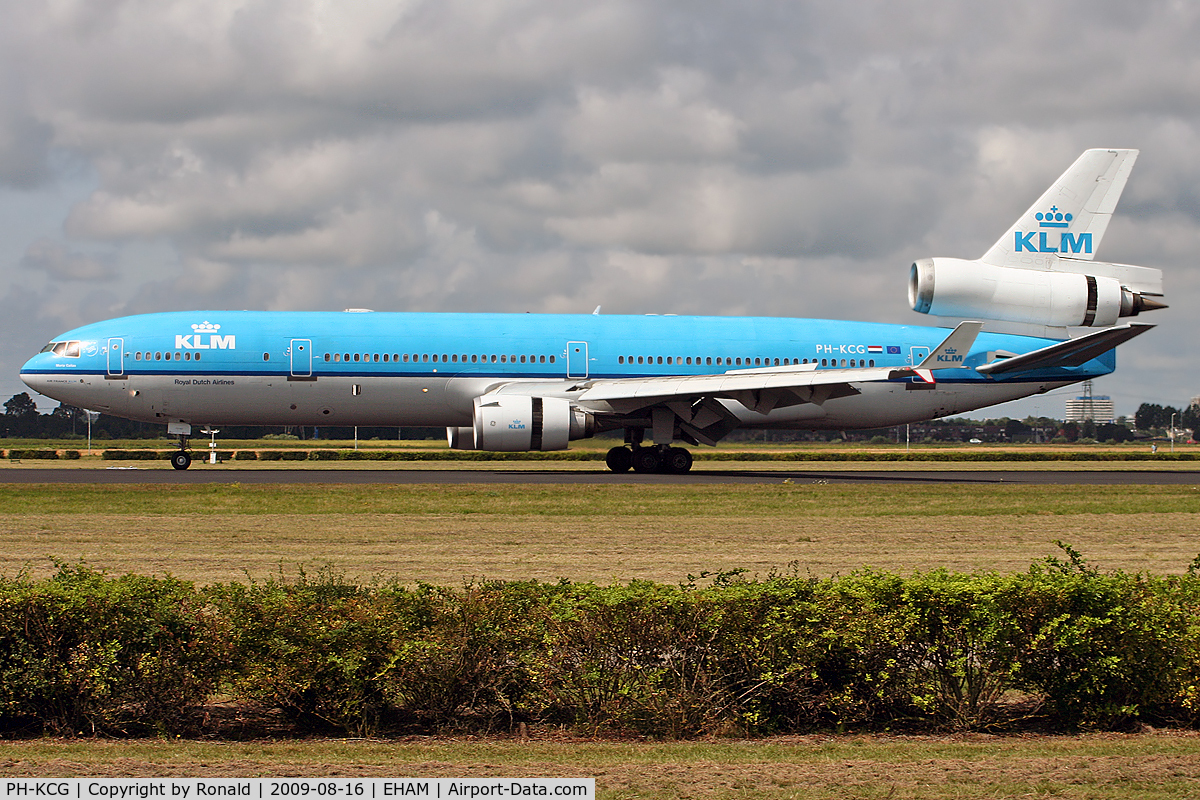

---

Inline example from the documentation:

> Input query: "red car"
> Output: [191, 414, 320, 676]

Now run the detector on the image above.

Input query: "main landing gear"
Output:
[171, 434, 192, 470]
[605, 445, 694, 474]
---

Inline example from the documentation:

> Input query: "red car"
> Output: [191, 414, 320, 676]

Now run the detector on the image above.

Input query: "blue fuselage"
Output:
[20, 310, 1109, 431]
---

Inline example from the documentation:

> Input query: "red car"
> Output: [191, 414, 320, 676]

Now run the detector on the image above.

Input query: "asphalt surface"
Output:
[2, 467, 1199, 484]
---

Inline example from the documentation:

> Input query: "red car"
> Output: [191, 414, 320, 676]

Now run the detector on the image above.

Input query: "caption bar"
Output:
[1, 781, 594, 800]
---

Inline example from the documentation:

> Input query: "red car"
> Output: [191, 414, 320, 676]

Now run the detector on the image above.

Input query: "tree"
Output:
[1183, 403, 1200, 434]
[1135, 403, 1163, 430]
[3, 392, 37, 419]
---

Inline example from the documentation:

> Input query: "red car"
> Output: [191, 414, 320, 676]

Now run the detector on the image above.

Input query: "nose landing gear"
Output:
[171, 434, 192, 470]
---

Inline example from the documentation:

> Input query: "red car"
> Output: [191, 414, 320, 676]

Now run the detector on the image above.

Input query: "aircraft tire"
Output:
[605, 446, 633, 473]
[171, 451, 192, 470]
[664, 447, 693, 474]
[631, 448, 661, 474]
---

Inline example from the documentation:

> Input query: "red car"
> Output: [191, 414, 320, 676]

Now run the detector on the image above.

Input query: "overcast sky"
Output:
[3, 0, 1198, 421]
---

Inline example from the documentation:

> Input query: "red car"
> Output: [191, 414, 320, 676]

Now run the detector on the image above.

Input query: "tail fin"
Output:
[981, 149, 1138, 266]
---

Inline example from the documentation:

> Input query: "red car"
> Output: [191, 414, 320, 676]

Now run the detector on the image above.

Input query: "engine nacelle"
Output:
[447, 395, 595, 451]
[909, 257, 1163, 328]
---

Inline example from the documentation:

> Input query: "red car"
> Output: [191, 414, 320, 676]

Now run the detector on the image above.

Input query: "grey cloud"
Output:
[1, 0, 1199, 416]
[20, 238, 116, 281]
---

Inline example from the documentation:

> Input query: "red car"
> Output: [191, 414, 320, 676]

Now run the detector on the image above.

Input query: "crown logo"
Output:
[1036, 206, 1072, 228]
[192, 321, 221, 332]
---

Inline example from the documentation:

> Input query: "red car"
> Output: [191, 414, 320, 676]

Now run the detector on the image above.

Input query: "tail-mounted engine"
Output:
[909, 257, 1165, 328]
[447, 395, 595, 451]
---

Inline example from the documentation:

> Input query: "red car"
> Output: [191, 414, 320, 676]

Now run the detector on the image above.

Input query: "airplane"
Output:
[20, 148, 1166, 472]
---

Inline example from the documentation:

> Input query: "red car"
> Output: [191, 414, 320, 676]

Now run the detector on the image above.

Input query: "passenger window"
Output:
[657, 356, 663, 364]
[353, 353, 360, 362]
[869, 359, 875, 367]
[195, 353, 201, 361]
[184, 352, 191, 361]
[135, 352, 142, 361]
[422, 354, 429, 362]
[540, 355, 546, 363]
[821, 359, 827, 367]
[549, 355, 555, 363]
[374, 354, 380, 362]
[840, 359, 847, 367]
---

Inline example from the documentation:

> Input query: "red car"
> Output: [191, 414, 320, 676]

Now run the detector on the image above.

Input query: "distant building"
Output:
[1065, 394, 1114, 424]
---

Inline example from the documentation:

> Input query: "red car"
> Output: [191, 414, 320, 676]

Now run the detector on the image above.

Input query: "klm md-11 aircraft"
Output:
[21, 149, 1165, 472]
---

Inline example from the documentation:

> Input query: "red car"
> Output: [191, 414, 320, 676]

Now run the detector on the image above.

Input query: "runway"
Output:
[3, 467, 1198, 485]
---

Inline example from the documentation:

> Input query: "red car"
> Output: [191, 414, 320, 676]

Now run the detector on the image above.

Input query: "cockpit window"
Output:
[41, 343, 56, 353]
[52, 342, 67, 355]
[64, 341, 81, 358]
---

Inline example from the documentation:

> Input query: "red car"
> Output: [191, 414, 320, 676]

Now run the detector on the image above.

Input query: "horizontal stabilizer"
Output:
[975, 323, 1152, 376]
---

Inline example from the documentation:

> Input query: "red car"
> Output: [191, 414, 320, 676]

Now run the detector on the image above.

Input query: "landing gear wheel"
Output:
[631, 448, 662, 474]
[170, 451, 192, 470]
[664, 447, 693, 474]
[605, 446, 633, 473]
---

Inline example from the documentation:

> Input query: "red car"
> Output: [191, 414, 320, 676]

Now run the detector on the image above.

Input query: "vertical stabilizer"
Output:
[981, 149, 1138, 266]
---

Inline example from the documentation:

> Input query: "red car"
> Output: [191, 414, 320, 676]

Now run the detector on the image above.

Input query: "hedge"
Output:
[2, 553, 1198, 738]
[94, 448, 1199, 463]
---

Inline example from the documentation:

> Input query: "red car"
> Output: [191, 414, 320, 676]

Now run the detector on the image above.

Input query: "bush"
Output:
[210, 572, 400, 735]
[101, 450, 165, 460]
[234, 450, 258, 460]
[0, 566, 226, 735]
[2, 559, 1198, 737]
[7, 449, 59, 460]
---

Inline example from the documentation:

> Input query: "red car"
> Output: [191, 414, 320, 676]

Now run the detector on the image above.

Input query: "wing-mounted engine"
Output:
[909, 148, 1165, 329]
[447, 395, 595, 451]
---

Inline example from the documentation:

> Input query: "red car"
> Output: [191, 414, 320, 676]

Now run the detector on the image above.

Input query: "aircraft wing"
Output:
[975, 323, 1153, 376]
[574, 320, 982, 414]
[535, 322, 981, 445]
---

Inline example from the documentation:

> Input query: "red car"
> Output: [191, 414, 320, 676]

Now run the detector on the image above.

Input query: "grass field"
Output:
[3, 479, 1199, 797]
[1, 483, 1198, 583]
[2, 734, 1199, 798]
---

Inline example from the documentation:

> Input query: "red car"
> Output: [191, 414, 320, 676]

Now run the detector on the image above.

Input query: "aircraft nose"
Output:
[20, 355, 48, 394]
